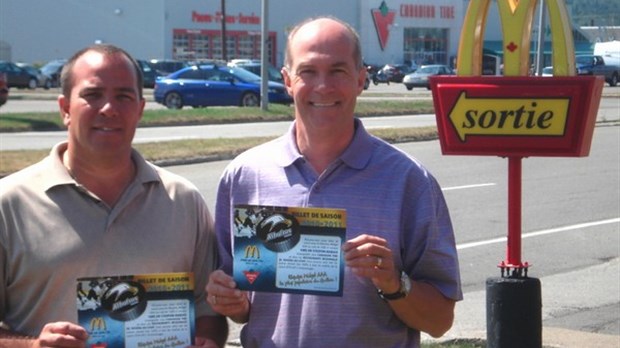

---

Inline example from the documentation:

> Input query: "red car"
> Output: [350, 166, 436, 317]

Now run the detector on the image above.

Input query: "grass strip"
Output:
[0, 100, 434, 132]
[0, 127, 437, 177]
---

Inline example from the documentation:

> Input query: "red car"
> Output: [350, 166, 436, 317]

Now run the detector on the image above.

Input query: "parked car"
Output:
[0, 61, 38, 89]
[575, 55, 619, 87]
[402, 64, 453, 90]
[229, 58, 260, 65]
[539, 65, 581, 77]
[16, 62, 52, 89]
[40, 59, 67, 88]
[228, 61, 284, 84]
[136, 59, 159, 88]
[149, 59, 188, 76]
[154, 64, 292, 109]
[0, 73, 8, 107]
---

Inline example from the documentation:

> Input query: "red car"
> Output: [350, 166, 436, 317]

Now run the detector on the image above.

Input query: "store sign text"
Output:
[400, 4, 454, 19]
[191, 11, 260, 25]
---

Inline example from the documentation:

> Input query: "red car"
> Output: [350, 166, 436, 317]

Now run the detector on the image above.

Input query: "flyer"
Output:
[233, 204, 346, 296]
[77, 272, 195, 348]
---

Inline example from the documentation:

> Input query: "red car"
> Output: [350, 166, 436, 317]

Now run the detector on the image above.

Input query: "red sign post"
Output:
[431, 0, 604, 347]
[431, 75, 603, 274]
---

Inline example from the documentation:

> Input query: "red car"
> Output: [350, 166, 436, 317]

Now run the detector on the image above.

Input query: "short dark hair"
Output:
[283, 16, 363, 71]
[60, 44, 143, 99]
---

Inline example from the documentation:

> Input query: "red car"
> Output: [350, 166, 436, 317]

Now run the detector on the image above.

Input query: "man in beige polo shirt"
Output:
[0, 44, 227, 347]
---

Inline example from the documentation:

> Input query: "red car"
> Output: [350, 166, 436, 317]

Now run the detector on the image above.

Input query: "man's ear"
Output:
[138, 97, 146, 121]
[356, 67, 367, 96]
[281, 67, 293, 96]
[58, 95, 70, 127]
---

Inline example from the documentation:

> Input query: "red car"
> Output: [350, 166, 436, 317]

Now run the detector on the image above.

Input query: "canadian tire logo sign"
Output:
[371, 1, 396, 50]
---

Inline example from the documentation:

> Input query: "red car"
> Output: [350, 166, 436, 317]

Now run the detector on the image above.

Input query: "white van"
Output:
[593, 41, 620, 67]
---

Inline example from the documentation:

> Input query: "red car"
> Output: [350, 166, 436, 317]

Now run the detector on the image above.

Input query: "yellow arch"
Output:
[457, 0, 492, 76]
[546, 0, 576, 76]
[457, 0, 575, 77]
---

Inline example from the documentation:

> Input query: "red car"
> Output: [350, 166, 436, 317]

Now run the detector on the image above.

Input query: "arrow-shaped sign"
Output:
[448, 91, 570, 142]
[371, 1, 395, 51]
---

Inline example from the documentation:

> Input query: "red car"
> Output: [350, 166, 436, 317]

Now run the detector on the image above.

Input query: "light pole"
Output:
[260, 0, 269, 110]
[221, 0, 227, 62]
[535, 0, 547, 76]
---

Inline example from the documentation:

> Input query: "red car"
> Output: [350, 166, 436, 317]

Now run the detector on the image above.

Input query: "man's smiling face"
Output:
[59, 50, 145, 160]
[283, 18, 366, 132]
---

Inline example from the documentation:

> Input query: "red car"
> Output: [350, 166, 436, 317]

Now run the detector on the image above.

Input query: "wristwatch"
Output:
[377, 271, 411, 301]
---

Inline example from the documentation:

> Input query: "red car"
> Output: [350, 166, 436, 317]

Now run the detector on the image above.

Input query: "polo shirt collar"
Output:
[276, 118, 374, 170]
[44, 142, 160, 192]
[45, 142, 76, 189]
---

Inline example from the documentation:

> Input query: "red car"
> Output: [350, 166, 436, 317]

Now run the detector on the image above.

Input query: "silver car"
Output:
[402, 64, 453, 90]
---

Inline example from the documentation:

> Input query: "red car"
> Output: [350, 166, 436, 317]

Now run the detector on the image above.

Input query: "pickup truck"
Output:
[576, 55, 619, 87]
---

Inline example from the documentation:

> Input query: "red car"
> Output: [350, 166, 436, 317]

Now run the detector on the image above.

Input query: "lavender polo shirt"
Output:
[215, 119, 462, 348]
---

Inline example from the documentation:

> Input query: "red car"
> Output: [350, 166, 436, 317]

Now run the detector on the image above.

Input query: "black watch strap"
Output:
[377, 271, 410, 301]
[377, 287, 407, 300]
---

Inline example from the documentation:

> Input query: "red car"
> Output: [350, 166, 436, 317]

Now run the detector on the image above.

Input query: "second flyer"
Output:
[233, 205, 346, 296]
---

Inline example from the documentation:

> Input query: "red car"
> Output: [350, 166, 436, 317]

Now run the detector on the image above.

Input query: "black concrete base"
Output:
[486, 276, 542, 348]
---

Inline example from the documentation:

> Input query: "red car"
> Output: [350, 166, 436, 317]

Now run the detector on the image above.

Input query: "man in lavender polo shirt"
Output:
[206, 16, 462, 347]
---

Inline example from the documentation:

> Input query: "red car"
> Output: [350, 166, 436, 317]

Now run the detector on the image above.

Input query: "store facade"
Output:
[1, 1, 590, 72]
[1, 0, 464, 69]
[171, 0, 465, 68]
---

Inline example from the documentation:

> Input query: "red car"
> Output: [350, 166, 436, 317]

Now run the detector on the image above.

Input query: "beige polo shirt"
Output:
[0, 142, 218, 336]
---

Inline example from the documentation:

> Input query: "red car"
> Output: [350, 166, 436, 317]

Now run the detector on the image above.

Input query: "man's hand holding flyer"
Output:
[233, 205, 346, 296]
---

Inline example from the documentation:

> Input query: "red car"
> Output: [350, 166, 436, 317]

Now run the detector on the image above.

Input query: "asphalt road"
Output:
[166, 125, 619, 346]
[1, 83, 618, 346]
[0, 83, 618, 150]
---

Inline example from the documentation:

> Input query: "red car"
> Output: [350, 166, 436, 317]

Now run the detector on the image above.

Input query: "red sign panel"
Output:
[430, 76, 604, 157]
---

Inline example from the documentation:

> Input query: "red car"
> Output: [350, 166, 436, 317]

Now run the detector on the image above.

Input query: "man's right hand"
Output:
[0, 322, 88, 348]
[205, 270, 250, 323]
[36, 322, 88, 348]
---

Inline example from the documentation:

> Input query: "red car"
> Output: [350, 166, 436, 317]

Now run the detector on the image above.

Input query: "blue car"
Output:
[154, 64, 292, 109]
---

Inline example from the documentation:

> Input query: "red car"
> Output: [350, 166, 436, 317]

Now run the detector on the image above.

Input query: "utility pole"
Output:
[260, 0, 269, 110]
[221, 0, 227, 62]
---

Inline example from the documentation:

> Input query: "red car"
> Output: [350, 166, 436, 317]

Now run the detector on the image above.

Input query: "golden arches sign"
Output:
[430, 0, 603, 158]
[457, 0, 575, 77]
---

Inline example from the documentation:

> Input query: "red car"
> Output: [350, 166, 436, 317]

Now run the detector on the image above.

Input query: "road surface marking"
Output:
[443, 183, 496, 191]
[457, 218, 620, 250]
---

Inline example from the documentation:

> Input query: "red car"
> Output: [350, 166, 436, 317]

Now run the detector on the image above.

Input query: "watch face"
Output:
[401, 272, 411, 295]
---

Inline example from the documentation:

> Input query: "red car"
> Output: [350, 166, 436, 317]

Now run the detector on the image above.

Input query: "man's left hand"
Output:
[342, 234, 400, 293]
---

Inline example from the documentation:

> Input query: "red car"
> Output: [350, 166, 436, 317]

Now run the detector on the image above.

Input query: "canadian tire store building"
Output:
[172, 0, 465, 68]
[0, 0, 464, 69]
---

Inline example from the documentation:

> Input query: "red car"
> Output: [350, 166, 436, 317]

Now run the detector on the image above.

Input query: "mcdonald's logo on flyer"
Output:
[89, 317, 107, 332]
[244, 245, 260, 259]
